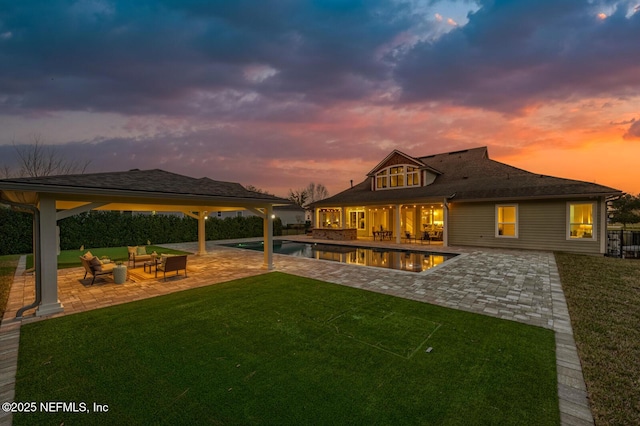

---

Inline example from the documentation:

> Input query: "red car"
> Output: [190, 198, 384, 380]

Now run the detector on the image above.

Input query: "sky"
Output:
[1, 0, 639, 198]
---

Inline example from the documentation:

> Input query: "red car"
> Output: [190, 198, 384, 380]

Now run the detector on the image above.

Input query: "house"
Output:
[311, 147, 621, 254]
[215, 204, 306, 226]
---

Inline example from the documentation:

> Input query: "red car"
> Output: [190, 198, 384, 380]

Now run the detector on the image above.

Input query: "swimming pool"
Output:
[223, 240, 458, 273]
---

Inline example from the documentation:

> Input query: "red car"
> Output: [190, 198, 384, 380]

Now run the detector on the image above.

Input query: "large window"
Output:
[376, 170, 388, 189]
[407, 167, 419, 186]
[348, 210, 366, 230]
[568, 202, 595, 239]
[375, 165, 420, 190]
[496, 205, 518, 238]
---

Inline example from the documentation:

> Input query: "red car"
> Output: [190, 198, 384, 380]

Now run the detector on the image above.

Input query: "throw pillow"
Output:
[83, 250, 93, 259]
[137, 246, 147, 256]
[89, 256, 102, 272]
[127, 246, 137, 257]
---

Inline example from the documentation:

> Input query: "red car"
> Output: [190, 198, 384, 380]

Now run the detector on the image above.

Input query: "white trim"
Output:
[374, 164, 422, 191]
[566, 201, 597, 241]
[495, 204, 519, 238]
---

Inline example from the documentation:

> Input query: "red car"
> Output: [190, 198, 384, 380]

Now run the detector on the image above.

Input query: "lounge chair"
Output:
[128, 246, 153, 268]
[80, 256, 115, 285]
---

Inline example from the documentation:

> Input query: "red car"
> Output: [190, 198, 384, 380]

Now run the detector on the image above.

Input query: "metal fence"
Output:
[607, 230, 640, 258]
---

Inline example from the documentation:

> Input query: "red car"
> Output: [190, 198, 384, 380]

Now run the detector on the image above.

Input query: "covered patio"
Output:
[313, 202, 447, 244]
[0, 169, 290, 318]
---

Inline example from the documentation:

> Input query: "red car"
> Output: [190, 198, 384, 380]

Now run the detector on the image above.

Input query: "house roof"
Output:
[315, 146, 621, 206]
[0, 169, 290, 210]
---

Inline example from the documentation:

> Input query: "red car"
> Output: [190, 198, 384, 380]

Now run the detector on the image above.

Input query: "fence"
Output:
[606, 230, 640, 258]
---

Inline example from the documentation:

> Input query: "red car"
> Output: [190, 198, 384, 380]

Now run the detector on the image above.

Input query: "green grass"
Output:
[25, 245, 190, 270]
[555, 253, 640, 425]
[14, 272, 559, 425]
[0, 254, 20, 319]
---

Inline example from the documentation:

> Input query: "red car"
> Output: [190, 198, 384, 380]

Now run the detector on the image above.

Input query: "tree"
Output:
[5, 134, 90, 177]
[288, 189, 308, 208]
[609, 193, 640, 229]
[288, 182, 329, 208]
[306, 182, 329, 204]
[244, 184, 273, 195]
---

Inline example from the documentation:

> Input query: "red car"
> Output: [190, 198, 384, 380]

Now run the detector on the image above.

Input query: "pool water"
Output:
[223, 240, 457, 273]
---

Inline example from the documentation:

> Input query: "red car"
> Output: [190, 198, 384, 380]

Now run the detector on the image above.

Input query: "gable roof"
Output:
[315, 146, 621, 206]
[366, 149, 441, 176]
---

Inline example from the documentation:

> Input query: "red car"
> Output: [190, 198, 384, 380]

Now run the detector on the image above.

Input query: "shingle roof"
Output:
[0, 169, 288, 202]
[315, 146, 621, 206]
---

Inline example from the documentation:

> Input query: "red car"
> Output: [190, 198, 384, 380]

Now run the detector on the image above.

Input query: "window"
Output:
[407, 167, 419, 186]
[375, 164, 421, 190]
[349, 210, 366, 230]
[376, 169, 388, 189]
[390, 166, 404, 187]
[496, 205, 518, 238]
[568, 202, 595, 239]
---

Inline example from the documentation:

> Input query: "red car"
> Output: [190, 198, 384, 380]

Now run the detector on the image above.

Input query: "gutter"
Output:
[0, 199, 42, 319]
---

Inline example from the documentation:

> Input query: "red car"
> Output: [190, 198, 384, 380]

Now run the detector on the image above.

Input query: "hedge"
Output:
[0, 210, 282, 255]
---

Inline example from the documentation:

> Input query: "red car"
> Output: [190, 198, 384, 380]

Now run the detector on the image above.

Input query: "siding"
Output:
[448, 199, 604, 254]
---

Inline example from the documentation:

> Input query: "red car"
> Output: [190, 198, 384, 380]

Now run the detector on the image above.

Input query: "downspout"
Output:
[1, 199, 42, 318]
[443, 193, 456, 247]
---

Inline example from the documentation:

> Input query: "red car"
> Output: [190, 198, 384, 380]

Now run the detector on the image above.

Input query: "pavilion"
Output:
[0, 169, 290, 318]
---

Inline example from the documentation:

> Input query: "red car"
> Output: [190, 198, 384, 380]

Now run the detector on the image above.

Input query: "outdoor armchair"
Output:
[80, 256, 115, 285]
[128, 246, 153, 268]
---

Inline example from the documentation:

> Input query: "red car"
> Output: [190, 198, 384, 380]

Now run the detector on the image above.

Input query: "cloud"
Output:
[623, 119, 640, 139]
[394, 0, 640, 113]
[0, 0, 415, 117]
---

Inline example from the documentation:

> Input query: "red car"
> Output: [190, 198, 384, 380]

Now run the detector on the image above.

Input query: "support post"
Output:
[443, 198, 449, 247]
[263, 205, 274, 270]
[37, 196, 64, 316]
[198, 211, 207, 255]
[395, 204, 402, 244]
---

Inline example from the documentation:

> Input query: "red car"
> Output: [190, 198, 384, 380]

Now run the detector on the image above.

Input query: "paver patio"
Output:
[0, 237, 593, 425]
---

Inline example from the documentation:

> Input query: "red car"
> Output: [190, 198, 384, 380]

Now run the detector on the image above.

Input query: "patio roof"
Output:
[0, 168, 290, 211]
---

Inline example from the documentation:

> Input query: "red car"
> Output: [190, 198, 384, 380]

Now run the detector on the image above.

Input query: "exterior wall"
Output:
[448, 198, 605, 254]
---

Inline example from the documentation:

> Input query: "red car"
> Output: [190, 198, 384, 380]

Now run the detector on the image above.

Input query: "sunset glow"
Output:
[0, 0, 638, 197]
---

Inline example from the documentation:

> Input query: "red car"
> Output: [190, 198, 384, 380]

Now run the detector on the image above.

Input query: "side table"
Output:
[113, 264, 127, 284]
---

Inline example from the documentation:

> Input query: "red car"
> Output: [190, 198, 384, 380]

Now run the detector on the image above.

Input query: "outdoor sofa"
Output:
[156, 254, 188, 281]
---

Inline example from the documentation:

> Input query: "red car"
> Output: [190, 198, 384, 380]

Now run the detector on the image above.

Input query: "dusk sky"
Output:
[1, 0, 639, 197]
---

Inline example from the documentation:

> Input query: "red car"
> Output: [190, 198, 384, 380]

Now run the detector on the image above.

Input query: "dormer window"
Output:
[376, 170, 388, 189]
[375, 165, 421, 190]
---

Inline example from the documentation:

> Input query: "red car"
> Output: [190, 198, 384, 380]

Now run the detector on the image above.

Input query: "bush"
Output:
[0, 210, 282, 255]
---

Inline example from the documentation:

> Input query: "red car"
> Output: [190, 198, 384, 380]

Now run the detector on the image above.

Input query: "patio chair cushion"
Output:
[89, 256, 103, 272]
[82, 250, 94, 260]
[137, 246, 147, 255]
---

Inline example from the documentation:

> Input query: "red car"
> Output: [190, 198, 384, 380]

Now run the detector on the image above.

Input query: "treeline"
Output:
[0, 209, 282, 255]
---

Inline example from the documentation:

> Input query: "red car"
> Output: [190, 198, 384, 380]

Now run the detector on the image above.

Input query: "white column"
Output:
[599, 198, 607, 254]
[443, 198, 449, 247]
[263, 205, 274, 270]
[37, 196, 64, 316]
[341, 207, 347, 228]
[197, 211, 207, 255]
[395, 204, 402, 243]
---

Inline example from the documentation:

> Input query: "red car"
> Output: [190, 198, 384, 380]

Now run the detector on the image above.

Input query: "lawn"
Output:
[13, 272, 559, 425]
[555, 253, 640, 425]
[0, 254, 20, 319]
[25, 245, 190, 270]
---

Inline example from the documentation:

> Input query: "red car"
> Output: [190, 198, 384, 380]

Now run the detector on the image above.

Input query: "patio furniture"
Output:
[420, 231, 431, 244]
[143, 257, 160, 273]
[128, 246, 153, 268]
[156, 254, 188, 281]
[80, 256, 115, 285]
[113, 264, 127, 284]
